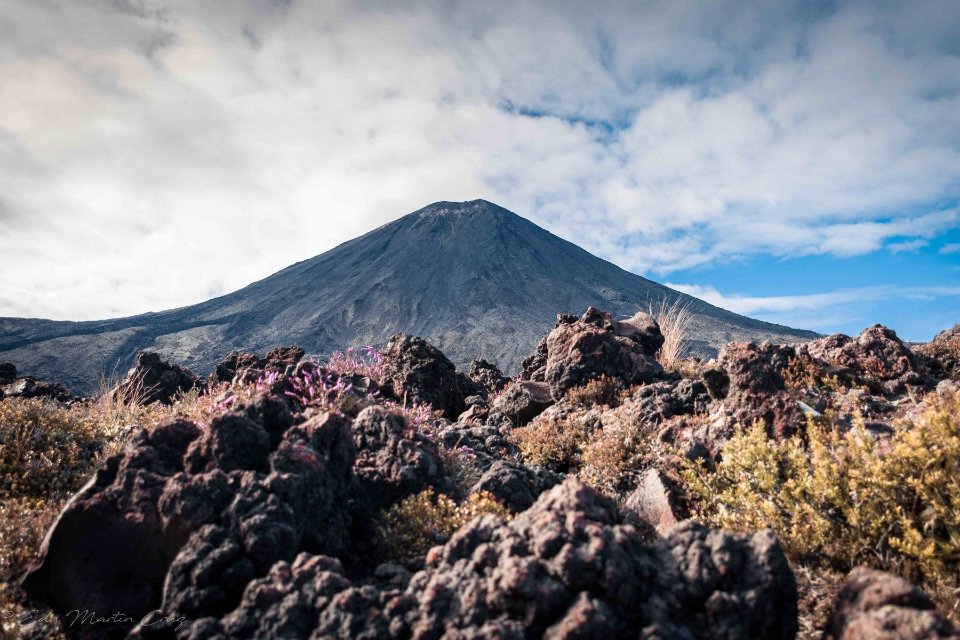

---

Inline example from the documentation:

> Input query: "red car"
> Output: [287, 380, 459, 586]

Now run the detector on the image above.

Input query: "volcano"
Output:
[0, 199, 817, 394]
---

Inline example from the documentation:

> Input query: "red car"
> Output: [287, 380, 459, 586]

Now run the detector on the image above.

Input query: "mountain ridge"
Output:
[0, 199, 818, 394]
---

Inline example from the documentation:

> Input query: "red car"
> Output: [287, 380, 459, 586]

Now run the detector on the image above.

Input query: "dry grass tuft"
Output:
[649, 299, 693, 370]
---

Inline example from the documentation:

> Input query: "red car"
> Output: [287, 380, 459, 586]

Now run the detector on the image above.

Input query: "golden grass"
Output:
[649, 299, 693, 370]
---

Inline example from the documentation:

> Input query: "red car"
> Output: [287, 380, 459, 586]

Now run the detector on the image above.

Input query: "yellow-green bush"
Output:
[680, 391, 960, 609]
[508, 416, 587, 473]
[376, 490, 511, 562]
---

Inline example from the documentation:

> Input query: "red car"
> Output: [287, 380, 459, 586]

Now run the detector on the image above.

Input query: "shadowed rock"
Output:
[916, 322, 960, 382]
[158, 478, 798, 640]
[822, 567, 959, 639]
[112, 350, 204, 405]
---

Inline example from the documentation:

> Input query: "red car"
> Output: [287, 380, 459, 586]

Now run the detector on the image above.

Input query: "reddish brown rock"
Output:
[491, 380, 554, 425]
[805, 325, 924, 395]
[165, 478, 798, 640]
[382, 333, 466, 419]
[468, 358, 510, 395]
[624, 468, 689, 535]
[714, 341, 803, 440]
[112, 350, 203, 405]
[916, 322, 960, 382]
[542, 307, 664, 399]
[822, 567, 959, 640]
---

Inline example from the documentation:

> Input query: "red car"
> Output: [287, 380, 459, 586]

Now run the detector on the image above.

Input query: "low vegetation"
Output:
[0, 346, 451, 636]
[564, 375, 623, 408]
[508, 415, 588, 473]
[680, 391, 960, 616]
[649, 299, 692, 371]
[375, 489, 511, 563]
[0, 395, 168, 639]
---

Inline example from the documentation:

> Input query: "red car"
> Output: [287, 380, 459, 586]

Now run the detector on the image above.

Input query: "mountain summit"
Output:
[0, 199, 816, 394]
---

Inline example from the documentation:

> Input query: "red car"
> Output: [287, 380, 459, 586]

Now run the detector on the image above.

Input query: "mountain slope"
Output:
[0, 200, 817, 394]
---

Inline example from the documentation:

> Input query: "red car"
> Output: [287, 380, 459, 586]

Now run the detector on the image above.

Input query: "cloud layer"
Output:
[1, 0, 958, 322]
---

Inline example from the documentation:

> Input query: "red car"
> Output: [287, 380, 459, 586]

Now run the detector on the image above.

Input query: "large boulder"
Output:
[916, 322, 960, 382]
[805, 325, 924, 395]
[712, 341, 802, 440]
[112, 351, 204, 405]
[161, 478, 798, 640]
[822, 567, 959, 639]
[382, 334, 466, 419]
[404, 480, 796, 639]
[537, 307, 664, 400]
[23, 392, 356, 637]
[350, 406, 447, 517]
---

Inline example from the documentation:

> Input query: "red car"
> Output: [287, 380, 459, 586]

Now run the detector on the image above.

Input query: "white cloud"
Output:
[940, 243, 960, 255]
[0, 0, 958, 319]
[666, 283, 960, 328]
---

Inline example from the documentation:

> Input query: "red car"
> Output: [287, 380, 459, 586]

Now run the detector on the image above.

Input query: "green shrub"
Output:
[376, 490, 511, 562]
[680, 391, 960, 612]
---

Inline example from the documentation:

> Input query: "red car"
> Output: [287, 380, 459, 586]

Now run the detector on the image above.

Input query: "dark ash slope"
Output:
[0, 200, 817, 394]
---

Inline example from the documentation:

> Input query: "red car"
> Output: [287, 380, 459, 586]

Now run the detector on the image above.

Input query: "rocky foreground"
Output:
[4, 308, 960, 639]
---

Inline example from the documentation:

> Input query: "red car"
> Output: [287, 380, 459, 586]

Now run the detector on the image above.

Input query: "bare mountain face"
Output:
[0, 200, 817, 395]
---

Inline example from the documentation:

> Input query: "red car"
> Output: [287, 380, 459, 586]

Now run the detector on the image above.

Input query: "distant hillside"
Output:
[0, 199, 818, 395]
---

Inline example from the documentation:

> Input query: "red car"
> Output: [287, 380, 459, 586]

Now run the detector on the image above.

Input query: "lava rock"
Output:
[822, 567, 959, 639]
[470, 459, 562, 512]
[209, 351, 265, 386]
[165, 478, 798, 640]
[714, 341, 802, 440]
[350, 406, 447, 517]
[1, 375, 73, 402]
[113, 350, 204, 405]
[805, 325, 924, 395]
[542, 307, 664, 399]
[468, 358, 510, 395]
[209, 346, 306, 387]
[623, 468, 689, 536]
[0, 362, 16, 384]
[615, 310, 666, 358]
[491, 380, 554, 425]
[23, 399, 356, 637]
[382, 334, 466, 419]
[916, 322, 960, 382]
[404, 478, 797, 639]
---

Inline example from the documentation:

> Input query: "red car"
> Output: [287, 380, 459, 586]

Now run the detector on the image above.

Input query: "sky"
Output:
[0, 0, 958, 342]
